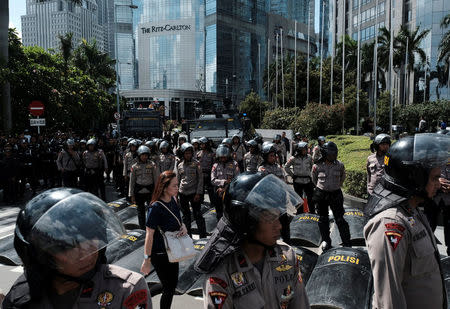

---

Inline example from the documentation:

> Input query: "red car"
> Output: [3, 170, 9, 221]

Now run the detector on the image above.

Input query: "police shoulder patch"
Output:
[385, 231, 403, 250]
[123, 289, 148, 309]
[209, 277, 228, 289]
[209, 291, 227, 309]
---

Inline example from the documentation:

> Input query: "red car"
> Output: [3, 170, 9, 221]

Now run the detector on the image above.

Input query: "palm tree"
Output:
[395, 25, 430, 104]
[59, 32, 74, 73]
[335, 35, 358, 72]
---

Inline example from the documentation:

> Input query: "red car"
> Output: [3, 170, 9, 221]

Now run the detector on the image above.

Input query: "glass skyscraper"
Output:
[138, 0, 205, 91]
[416, 0, 450, 100]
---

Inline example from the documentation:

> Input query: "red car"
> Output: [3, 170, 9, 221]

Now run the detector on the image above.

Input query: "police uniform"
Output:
[83, 149, 107, 200]
[258, 163, 286, 181]
[4, 264, 152, 309]
[274, 142, 287, 164]
[231, 143, 246, 172]
[177, 159, 206, 237]
[203, 242, 310, 309]
[284, 155, 314, 213]
[129, 160, 158, 230]
[158, 153, 176, 174]
[311, 160, 351, 246]
[366, 153, 386, 195]
[197, 149, 216, 204]
[211, 160, 240, 220]
[364, 202, 445, 309]
[56, 149, 81, 188]
[243, 152, 263, 173]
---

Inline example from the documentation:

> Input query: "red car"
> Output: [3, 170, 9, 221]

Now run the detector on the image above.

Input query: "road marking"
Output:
[0, 225, 15, 234]
[0, 233, 13, 240]
[0, 208, 20, 218]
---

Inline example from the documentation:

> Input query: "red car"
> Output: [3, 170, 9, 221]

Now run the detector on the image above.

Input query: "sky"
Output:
[9, 0, 26, 38]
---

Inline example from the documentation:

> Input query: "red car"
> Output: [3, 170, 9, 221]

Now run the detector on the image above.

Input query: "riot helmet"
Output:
[371, 133, 391, 153]
[294, 132, 302, 140]
[216, 144, 231, 159]
[180, 142, 194, 154]
[159, 140, 170, 151]
[382, 133, 449, 198]
[273, 134, 281, 142]
[320, 141, 338, 161]
[222, 138, 232, 147]
[66, 139, 75, 147]
[254, 133, 263, 145]
[295, 142, 308, 156]
[318, 136, 326, 146]
[246, 139, 258, 148]
[145, 140, 156, 150]
[137, 145, 150, 157]
[86, 138, 96, 146]
[79, 139, 87, 145]
[128, 139, 138, 150]
[199, 137, 209, 144]
[14, 188, 125, 299]
[261, 142, 277, 162]
[232, 134, 241, 143]
[194, 173, 301, 273]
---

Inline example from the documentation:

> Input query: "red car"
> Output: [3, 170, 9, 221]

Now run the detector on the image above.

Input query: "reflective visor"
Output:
[413, 133, 449, 168]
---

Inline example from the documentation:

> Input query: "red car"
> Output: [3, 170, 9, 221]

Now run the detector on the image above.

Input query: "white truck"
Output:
[190, 114, 244, 146]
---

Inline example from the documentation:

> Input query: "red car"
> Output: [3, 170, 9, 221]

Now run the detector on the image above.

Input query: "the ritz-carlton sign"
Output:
[141, 24, 191, 34]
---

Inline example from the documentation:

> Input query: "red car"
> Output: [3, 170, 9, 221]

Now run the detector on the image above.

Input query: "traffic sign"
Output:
[114, 112, 121, 120]
[30, 118, 46, 126]
[29, 101, 44, 116]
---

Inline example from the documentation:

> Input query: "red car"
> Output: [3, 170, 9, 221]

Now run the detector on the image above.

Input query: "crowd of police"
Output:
[1, 126, 449, 309]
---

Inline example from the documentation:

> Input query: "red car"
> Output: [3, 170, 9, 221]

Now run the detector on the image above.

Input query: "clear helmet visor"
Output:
[29, 192, 125, 267]
[413, 133, 450, 168]
[244, 174, 302, 220]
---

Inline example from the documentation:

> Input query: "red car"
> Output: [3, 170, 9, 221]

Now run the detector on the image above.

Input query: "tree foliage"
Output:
[239, 91, 270, 128]
[5, 29, 116, 132]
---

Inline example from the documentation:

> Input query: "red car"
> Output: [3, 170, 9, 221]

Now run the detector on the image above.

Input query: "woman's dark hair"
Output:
[151, 171, 177, 204]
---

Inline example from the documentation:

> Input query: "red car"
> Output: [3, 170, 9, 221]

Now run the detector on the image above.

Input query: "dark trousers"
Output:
[62, 170, 77, 188]
[314, 188, 351, 246]
[280, 214, 292, 244]
[212, 187, 224, 221]
[424, 197, 450, 255]
[180, 193, 207, 237]
[293, 181, 315, 213]
[202, 173, 215, 207]
[152, 254, 179, 309]
[85, 169, 106, 201]
[135, 186, 153, 230]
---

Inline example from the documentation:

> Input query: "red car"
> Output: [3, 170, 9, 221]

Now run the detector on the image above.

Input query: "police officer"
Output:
[273, 134, 286, 165]
[195, 173, 310, 309]
[123, 139, 138, 200]
[366, 134, 391, 196]
[104, 137, 116, 183]
[364, 134, 448, 309]
[82, 139, 108, 201]
[192, 138, 201, 158]
[197, 137, 216, 205]
[175, 136, 187, 160]
[3, 188, 152, 308]
[231, 134, 246, 172]
[145, 140, 160, 167]
[177, 143, 207, 237]
[158, 140, 176, 173]
[114, 137, 127, 196]
[285, 142, 314, 213]
[211, 145, 240, 220]
[291, 132, 302, 155]
[258, 143, 286, 181]
[129, 145, 159, 230]
[243, 140, 263, 173]
[0, 144, 19, 203]
[311, 141, 351, 250]
[56, 139, 81, 188]
[312, 136, 326, 163]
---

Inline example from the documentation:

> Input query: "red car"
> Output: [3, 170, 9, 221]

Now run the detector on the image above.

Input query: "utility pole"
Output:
[373, 0, 379, 135]
[342, 0, 346, 133]
[319, 0, 325, 104]
[356, 0, 362, 135]
[295, 21, 297, 108]
[1, 0, 11, 131]
[330, 0, 335, 105]
[307, 8, 311, 104]
[281, 28, 285, 108]
[389, 0, 394, 136]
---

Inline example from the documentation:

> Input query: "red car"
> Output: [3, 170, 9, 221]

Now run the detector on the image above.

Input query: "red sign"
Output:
[29, 101, 44, 116]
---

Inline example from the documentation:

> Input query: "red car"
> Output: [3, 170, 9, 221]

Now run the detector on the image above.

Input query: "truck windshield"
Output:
[194, 118, 241, 131]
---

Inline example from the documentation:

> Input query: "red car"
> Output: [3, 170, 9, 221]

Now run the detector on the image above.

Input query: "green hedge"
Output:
[342, 170, 368, 200]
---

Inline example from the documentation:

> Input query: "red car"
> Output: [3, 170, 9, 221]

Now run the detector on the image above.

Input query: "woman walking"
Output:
[141, 171, 187, 309]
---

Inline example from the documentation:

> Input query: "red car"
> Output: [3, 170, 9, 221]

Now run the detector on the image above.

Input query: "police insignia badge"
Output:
[280, 285, 295, 309]
[230, 272, 246, 287]
[275, 264, 293, 272]
[385, 231, 403, 250]
[209, 291, 227, 309]
[97, 291, 114, 307]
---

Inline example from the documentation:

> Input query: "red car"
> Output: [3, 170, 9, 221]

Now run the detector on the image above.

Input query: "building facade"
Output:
[22, 0, 105, 52]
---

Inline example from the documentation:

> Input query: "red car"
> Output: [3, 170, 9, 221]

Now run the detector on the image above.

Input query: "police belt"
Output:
[135, 183, 153, 194]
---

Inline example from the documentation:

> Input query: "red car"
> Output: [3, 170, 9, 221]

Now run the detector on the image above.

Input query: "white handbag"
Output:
[156, 201, 196, 263]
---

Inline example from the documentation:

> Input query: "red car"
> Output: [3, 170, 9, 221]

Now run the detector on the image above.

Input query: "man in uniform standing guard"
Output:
[364, 134, 448, 309]
[82, 139, 108, 200]
[311, 141, 351, 250]
[366, 134, 391, 196]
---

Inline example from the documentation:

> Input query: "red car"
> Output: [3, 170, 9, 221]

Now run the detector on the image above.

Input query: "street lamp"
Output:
[114, 3, 138, 137]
